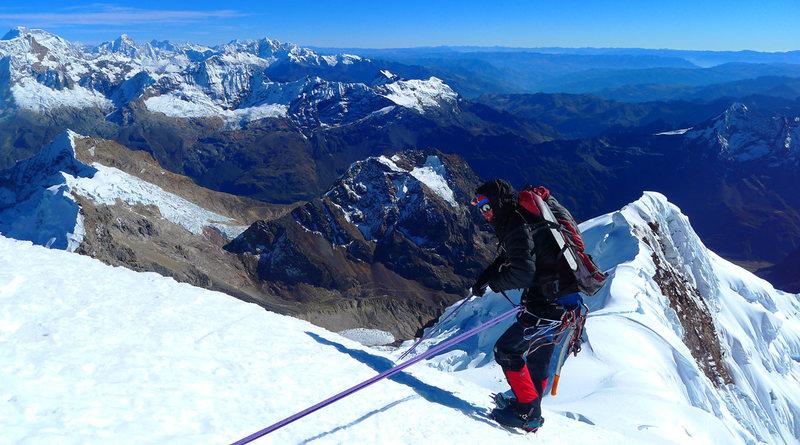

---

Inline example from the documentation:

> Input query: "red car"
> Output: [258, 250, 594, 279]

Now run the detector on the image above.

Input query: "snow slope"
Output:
[402, 192, 800, 445]
[3, 192, 799, 444]
[0, 235, 638, 445]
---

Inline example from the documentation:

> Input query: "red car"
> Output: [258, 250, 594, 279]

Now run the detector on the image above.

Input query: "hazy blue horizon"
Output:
[1, 1, 798, 52]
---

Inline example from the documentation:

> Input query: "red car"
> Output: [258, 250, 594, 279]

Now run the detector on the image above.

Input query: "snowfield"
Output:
[0, 131, 248, 251]
[2, 192, 799, 444]
[0, 235, 637, 445]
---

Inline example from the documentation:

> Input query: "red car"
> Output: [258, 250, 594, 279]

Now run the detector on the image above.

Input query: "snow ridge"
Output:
[0, 233, 638, 444]
[0, 130, 246, 250]
[403, 192, 800, 445]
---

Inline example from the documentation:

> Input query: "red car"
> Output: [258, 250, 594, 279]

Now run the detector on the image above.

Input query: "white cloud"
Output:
[0, 6, 248, 27]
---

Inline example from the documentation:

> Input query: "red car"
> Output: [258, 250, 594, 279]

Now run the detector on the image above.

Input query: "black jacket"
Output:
[475, 180, 577, 313]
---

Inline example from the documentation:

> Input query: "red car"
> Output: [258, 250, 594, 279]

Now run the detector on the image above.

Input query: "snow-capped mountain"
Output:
[0, 129, 295, 308]
[0, 27, 457, 128]
[684, 102, 800, 166]
[225, 149, 494, 338]
[0, 130, 249, 250]
[0, 131, 492, 340]
[2, 192, 797, 444]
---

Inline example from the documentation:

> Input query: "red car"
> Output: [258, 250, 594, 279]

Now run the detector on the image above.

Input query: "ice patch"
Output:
[338, 328, 395, 346]
[410, 156, 458, 207]
[145, 95, 287, 129]
[655, 128, 692, 136]
[10, 78, 112, 113]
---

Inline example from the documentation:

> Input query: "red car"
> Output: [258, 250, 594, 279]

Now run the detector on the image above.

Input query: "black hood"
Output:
[475, 179, 518, 234]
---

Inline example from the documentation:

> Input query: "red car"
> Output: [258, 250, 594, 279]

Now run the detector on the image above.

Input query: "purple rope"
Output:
[397, 292, 474, 361]
[230, 304, 524, 445]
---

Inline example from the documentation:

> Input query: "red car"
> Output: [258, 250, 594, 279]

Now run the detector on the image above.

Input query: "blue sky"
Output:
[1, 1, 798, 51]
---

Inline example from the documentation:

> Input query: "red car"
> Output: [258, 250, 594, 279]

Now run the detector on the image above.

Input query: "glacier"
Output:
[0, 130, 248, 247]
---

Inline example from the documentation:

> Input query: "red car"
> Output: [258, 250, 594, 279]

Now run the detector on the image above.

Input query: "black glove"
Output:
[472, 257, 503, 298]
[471, 282, 489, 298]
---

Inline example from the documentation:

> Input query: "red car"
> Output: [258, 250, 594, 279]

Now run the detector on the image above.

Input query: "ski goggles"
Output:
[470, 194, 491, 213]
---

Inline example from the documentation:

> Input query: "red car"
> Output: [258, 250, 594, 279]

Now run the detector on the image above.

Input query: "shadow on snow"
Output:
[303, 332, 506, 441]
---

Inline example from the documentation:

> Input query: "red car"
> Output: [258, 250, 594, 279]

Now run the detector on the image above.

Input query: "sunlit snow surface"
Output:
[0, 235, 639, 445]
[399, 192, 800, 445]
[2, 192, 799, 444]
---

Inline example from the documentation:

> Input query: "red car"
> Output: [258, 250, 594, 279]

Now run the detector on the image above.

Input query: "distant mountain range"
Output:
[312, 46, 800, 99]
[0, 27, 451, 128]
[1, 27, 798, 294]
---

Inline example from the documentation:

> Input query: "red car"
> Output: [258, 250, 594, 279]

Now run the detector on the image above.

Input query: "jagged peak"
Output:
[719, 102, 752, 123]
[1, 27, 69, 45]
[329, 151, 459, 214]
[0, 26, 73, 51]
[5, 130, 95, 185]
[1, 27, 26, 40]
[372, 70, 400, 86]
[2, 26, 45, 40]
[96, 34, 141, 56]
[725, 102, 748, 113]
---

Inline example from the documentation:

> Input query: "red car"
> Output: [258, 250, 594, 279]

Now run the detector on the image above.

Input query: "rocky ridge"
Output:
[0, 131, 494, 339]
[225, 149, 495, 337]
[0, 130, 293, 308]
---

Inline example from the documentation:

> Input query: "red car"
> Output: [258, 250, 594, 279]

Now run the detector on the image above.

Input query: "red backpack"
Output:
[518, 186, 608, 297]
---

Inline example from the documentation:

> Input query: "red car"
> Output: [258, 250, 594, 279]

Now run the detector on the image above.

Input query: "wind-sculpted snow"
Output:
[0, 27, 458, 128]
[401, 192, 800, 444]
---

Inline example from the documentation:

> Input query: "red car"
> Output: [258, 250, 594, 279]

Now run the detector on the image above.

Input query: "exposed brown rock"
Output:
[646, 222, 733, 387]
[61, 136, 492, 340]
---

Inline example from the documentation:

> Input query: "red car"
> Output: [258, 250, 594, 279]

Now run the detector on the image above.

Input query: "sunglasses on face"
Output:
[471, 195, 491, 213]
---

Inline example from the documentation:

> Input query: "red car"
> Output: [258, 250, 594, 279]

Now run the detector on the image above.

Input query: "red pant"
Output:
[493, 319, 556, 416]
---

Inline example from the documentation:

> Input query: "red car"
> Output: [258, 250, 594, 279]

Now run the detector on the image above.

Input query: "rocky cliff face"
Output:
[0, 131, 495, 339]
[225, 149, 495, 337]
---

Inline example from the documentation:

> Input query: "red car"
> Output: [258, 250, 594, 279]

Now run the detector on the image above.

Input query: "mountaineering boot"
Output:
[491, 399, 545, 432]
[492, 392, 515, 410]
